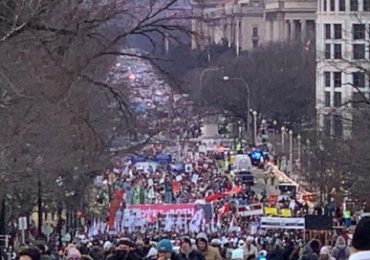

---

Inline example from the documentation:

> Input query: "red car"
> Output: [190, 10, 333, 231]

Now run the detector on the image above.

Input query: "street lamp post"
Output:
[223, 76, 250, 141]
[281, 126, 285, 153]
[297, 134, 302, 170]
[253, 110, 257, 145]
[289, 130, 293, 174]
[200, 67, 221, 94]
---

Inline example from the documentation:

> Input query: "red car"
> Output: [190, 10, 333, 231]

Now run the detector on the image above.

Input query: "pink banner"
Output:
[128, 204, 213, 220]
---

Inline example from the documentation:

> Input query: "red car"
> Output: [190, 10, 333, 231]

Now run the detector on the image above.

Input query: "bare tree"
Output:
[0, 0, 192, 219]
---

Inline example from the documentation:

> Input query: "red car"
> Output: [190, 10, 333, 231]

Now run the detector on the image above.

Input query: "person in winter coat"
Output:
[244, 237, 258, 260]
[179, 237, 204, 260]
[300, 240, 321, 260]
[332, 236, 351, 260]
[157, 239, 184, 260]
[267, 241, 285, 260]
[196, 233, 222, 260]
[318, 246, 335, 260]
[349, 216, 370, 260]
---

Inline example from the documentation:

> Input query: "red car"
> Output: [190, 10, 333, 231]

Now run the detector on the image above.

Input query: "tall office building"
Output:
[316, 0, 370, 137]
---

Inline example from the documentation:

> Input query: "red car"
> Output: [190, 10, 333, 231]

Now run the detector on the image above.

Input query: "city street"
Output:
[1, 0, 369, 259]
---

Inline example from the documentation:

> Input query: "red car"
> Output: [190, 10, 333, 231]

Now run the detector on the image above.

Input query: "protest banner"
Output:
[237, 204, 264, 217]
[260, 217, 305, 230]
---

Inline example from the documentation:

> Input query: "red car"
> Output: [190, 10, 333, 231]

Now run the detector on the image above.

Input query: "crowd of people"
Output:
[10, 132, 369, 259]
[17, 216, 370, 260]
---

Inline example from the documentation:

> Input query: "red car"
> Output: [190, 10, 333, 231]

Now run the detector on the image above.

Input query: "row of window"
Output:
[324, 91, 342, 107]
[324, 71, 368, 88]
[325, 24, 367, 40]
[324, 43, 368, 60]
[323, 114, 343, 137]
[323, 0, 370, 12]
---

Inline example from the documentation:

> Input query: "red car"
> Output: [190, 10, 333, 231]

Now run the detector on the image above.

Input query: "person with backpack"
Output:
[332, 236, 351, 260]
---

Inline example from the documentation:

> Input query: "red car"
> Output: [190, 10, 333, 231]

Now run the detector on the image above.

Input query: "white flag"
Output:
[164, 213, 173, 232]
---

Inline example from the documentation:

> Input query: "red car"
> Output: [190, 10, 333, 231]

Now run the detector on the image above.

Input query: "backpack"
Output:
[336, 247, 347, 260]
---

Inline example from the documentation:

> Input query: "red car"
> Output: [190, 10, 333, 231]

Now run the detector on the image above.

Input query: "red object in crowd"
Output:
[268, 195, 278, 204]
[205, 193, 225, 202]
[108, 189, 124, 228]
[218, 202, 232, 215]
[225, 185, 243, 195]
[172, 180, 180, 194]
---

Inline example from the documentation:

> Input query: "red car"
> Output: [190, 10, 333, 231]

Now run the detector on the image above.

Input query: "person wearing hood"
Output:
[318, 246, 335, 260]
[349, 216, 370, 260]
[179, 237, 204, 260]
[267, 240, 285, 260]
[196, 233, 222, 260]
[244, 236, 258, 260]
[332, 236, 351, 260]
[300, 240, 320, 260]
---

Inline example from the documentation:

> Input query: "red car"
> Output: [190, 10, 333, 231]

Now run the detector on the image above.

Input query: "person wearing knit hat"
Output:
[66, 247, 81, 260]
[157, 239, 183, 260]
[180, 237, 204, 260]
[196, 233, 222, 260]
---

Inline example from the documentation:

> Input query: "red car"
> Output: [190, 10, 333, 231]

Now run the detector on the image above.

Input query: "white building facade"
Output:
[191, 0, 316, 52]
[316, 0, 370, 137]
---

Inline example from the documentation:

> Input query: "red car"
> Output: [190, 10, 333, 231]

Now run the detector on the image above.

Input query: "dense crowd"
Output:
[17, 216, 370, 260]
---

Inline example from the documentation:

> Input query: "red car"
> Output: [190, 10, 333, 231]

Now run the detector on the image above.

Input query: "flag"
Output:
[228, 215, 236, 231]
[216, 214, 222, 230]
[184, 213, 189, 234]
[155, 213, 159, 231]
[164, 213, 173, 232]
[205, 193, 225, 202]
[108, 189, 124, 228]
[211, 215, 216, 233]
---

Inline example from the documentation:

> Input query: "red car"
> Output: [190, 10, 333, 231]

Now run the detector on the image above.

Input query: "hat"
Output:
[67, 248, 81, 259]
[196, 232, 208, 243]
[103, 241, 113, 250]
[117, 240, 132, 247]
[320, 246, 331, 255]
[181, 237, 192, 246]
[210, 239, 221, 246]
[157, 239, 173, 253]
[147, 247, 158, 258]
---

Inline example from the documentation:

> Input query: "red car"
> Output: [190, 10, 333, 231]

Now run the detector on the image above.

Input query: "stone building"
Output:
[316, 0, 370, 137]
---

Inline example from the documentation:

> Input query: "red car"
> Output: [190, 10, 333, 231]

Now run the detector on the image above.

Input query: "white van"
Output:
[235, 154, 252, 172]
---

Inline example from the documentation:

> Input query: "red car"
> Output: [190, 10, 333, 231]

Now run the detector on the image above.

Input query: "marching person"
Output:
[179, 237, 204, 260]
[196, 233, 222, 260]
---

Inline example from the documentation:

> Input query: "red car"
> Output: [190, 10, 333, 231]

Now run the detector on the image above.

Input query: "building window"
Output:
[364, 0, 370, 11]
[324, 115, 331, 136]
[325, 44, 331, 59]
[353, 72, 366, 88]
[325, 91, 331, 107]
[334, 44, 342, 59]
[334, 24, 342, 39]
[353, 44, 366, 59]
[324, 0, 327, 11]
[333, 115, 343, 136]
[353, 24, 366, 39]
[334, 92, 342, 107]
[252, 39, 258, 48]
[351, 0, 359, 11]
[339, 0, 346, 11]
[330, 0, 335, 10]
[253, 27, 258, 37]
[334, 72, 342, 87]
[325, 24, 331, 39]
[324, 71, 331, 86]
[352, 92, 365, 108]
